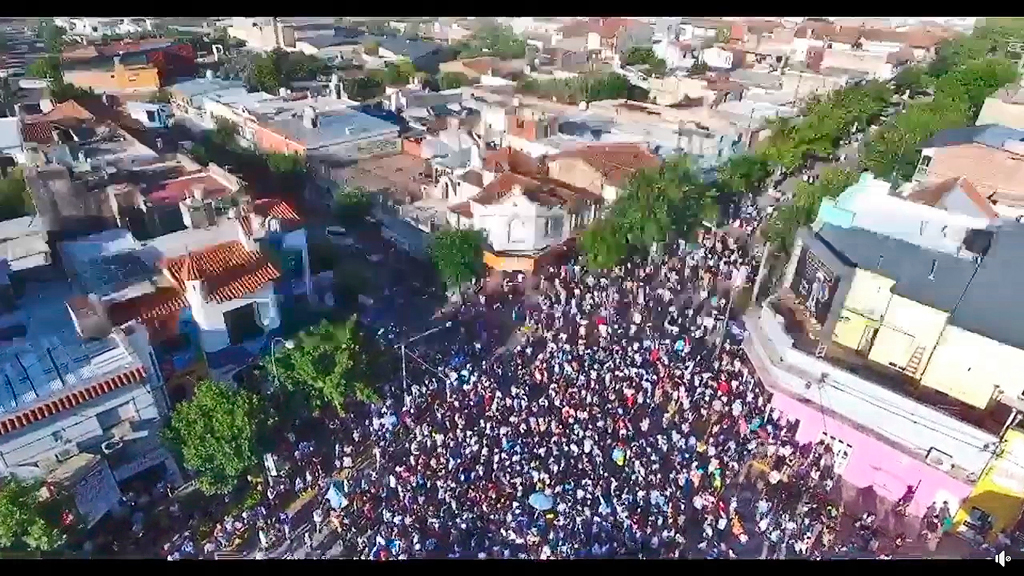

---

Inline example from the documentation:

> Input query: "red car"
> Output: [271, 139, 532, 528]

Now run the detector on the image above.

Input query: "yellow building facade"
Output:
[956, 428, 1024, 540]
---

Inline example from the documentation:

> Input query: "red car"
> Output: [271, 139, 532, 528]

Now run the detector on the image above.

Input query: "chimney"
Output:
[237, 216, 256, 250]
[191, 184, 205, 202]
[279, 87, 289, 97]
[178, 253, 204, 301]
[39, 98, 54, 113]
[302, 106, 318, 129]
[114, 55, 122, 69]
[206, 69, 215, 81]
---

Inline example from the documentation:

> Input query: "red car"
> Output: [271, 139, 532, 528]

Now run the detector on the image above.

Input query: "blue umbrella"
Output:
[529, 492, 554, 511]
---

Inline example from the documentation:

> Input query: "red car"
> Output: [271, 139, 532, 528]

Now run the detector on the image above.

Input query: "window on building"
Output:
[146, 110, 157, 123]
[545, 216, 564, 238]
[817, 432, 853, 475]
[508, 218, 529, 244]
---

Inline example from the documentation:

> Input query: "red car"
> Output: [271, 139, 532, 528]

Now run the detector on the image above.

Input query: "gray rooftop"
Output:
[377, 37, 445, 61]
[0, 280, 142, 418]
[0, 117, 22, 151]
[168, 77, 247, 100]
[59, 230, 163, 301]
[264, 109, 400, 151]
[922, 124, 1024, 150]
[816, 222, 1024, 350]
[0, 216, 49, 272]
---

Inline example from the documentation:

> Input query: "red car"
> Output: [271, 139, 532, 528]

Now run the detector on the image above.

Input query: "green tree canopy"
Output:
[763, 167, 857, 253]
[0, 170, 34, 222]
[26, 55, 62, 84]
[516, 72, 634, 104]
[382, 59, 417, 86]
[580, 156, 715, 269]
[344, 74, 386, 101]
[163, 380, 263, 495]
[454, 24, 527, 59]
[624, 46, 657, 67]
[247, 52, 283, 93]
[428, 228, 485, 289]
[579, 218, 629, 270]
[716, 154, 772, 197]
[438, 71, 471, 90]
[0, 477, 66, 552]
[37, 20, 66, 54]
[333, 186, 373, 227]
[273, 317, 379, 415]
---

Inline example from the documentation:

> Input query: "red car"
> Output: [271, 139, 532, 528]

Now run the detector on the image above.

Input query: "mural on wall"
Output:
[791, 247, 839, 326]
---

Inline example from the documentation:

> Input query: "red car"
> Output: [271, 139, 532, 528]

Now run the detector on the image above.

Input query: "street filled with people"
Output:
[154, 196, 943, 560]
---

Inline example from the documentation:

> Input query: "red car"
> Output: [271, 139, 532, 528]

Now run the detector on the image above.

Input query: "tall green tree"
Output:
[247, 53, 283, 93]
[333, 185, 373, 227]
[382, 59, 417, 86]
[26, 55, 63, 84]
[163, 380, 263, 495]
[717, 154, 772, 197]
[438, 71, 471, 90]
[273, 317, 379, 415]
[579, 218, 630, 270]
[0, 477, 66, 552]
[428, 228, 485, 290]
[37, 21, 66, 54]
[454, 24, 527, 59]
[763, 167, 857, 253]
[0, 170, 33, 222]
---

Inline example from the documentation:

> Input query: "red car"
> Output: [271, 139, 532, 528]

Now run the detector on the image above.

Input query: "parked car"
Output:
[326, 226, 356, 247]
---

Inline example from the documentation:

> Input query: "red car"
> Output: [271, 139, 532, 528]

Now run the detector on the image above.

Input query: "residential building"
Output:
[0, 269, 175, 521]
[652, 39, 699, 71]
[226, 17, 297, 52]
[700, 46, 745, 70]
[61, 40, 196, 95]
[440, 57, 526, 82]
[676, 18, 729, 45]
[534, 47, 592, 75]
[646, 76, 716, 107]
[368, 38, 448, 74]
[904, 177, 1001, 222]
[53, 18, 120, 38]
[553, 18, 653, 61]
[913, 125, 1024, 217]
[165, 76, 247, 120]
[448, 171, 602, 271]
[818, 48, 894, 80]
[125, 101, 173, 130]
[545, 142, 661, 204]
[976, 85, 1024, 131]
[0, 117, 24, 164]
[244, 104, 401, 182]
[0, 216, 51, 276]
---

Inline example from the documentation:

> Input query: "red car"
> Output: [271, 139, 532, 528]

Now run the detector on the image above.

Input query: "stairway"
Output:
[903, 346, 926, 378]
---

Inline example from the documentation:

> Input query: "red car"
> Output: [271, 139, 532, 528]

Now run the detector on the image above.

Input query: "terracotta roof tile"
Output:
[449, 201, 473, 218]
[147, 173, 231, 206]
[483, 147, 542, 177]
[253, 198, 302, 222]
[550, 143, 661, 187]
[165, 241, 281, 304]
[926, 143, 1024, 202]
[460, 57, 498, 76]
[106, 286, 188, 327]
[20, 121, 54, 145]
[37, 100, 96, 122]
[0, 366, 146, 437]
[472, 172, 600, 210]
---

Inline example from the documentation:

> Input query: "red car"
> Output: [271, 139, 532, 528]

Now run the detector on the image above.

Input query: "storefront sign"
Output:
[113, 448, 173, 483]
[74, 460, 122, 529]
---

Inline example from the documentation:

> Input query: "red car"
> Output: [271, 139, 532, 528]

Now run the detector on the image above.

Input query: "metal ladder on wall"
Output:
[903, 346, 926, 377]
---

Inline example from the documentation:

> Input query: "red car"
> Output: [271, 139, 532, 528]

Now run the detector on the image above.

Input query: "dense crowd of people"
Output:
[285, 206, 896, 559]
[157, 197, 954, 560]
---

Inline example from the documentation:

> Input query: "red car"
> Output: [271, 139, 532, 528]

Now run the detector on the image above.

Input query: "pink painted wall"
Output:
[770, 391, 973, 519]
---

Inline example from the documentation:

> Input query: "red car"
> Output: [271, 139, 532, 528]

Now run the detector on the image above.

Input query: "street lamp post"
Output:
[269, 337, 295, 391]
[395, 321, 453, 408]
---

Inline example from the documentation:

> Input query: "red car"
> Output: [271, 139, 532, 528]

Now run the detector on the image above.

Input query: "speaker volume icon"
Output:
[995, 551, 1012, 567]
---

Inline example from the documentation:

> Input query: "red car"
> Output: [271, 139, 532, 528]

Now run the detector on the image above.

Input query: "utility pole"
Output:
[395, 321, 453, 409]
